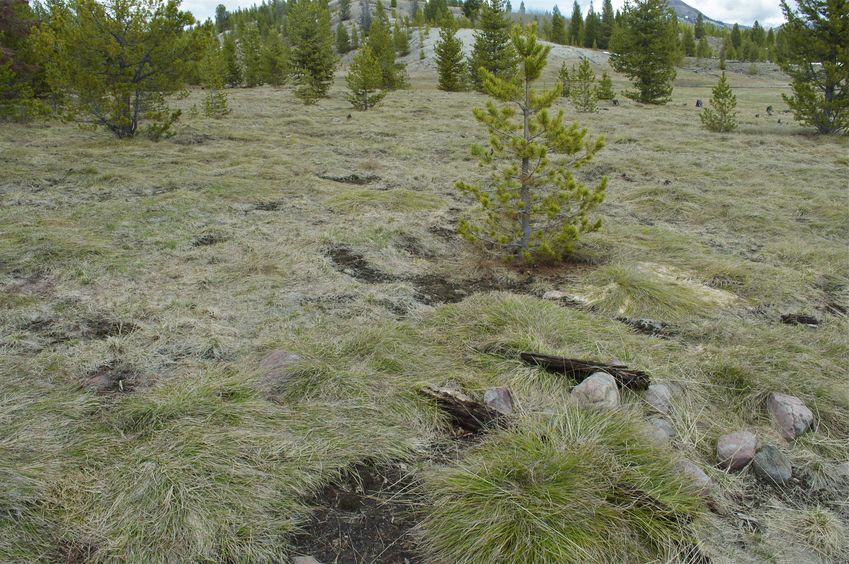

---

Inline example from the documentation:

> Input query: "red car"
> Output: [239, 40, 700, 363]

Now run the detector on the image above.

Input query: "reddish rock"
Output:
[716, 431, 757, 470]
[766, 392, 814, 440]
[675, 459, 712, 495]
[483, 387, 514, 415]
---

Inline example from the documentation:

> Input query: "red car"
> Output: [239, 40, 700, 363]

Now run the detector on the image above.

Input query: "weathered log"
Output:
[418, 385, 505, 433]
[520, 352, 651, 391]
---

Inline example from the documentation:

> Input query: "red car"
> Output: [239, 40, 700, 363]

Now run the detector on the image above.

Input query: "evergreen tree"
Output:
[694, 13, 704, 39]
[609, 0, 677, 104]
[287, 0, 337, 104]
[456, 23, 606, 260]
[1, 0, 44, 118]
[681, 26, 695, 57]
[596, 70, 614, 100]
[730, 23, 741, 49]
[346, 44, 386, 109]
[568, 1, 582, 46]
[751, 20, 765, 46]
[34, 0, 199, 138]
[468, 0, 517, 91]
[261, 30, 289, 85]
[506, 0, 511, 11]
[340, 0, 351, 20]
[222, 32, 242, 86]
[360, 0, 372, 34]
[558, 61, 570, 97]
[393, 19, 410, 55]
[199, 31, 229, 117]
[696, 36, 711, 59]
[571, 58, 597, 111]
[337, 22, 352, 53]
[779, 0, 849, 134]
[700, 72, 737, 132]
[215, 4, 229, 32]
[583, 2, 599, 48]
[391, 0, 397, 8]
[435, 16, 465, 91]
[463, 0, 481, 21]
[368, 0, 407, 89]
[411, 0, 420, 19]
[240, 23, 263, 87]
[597, 0, 614, 48]
[351, 23, 360, 49]
[551, 5, 567, 45]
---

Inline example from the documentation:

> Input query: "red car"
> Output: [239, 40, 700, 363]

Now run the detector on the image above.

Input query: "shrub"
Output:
[700, 72, 738, 133]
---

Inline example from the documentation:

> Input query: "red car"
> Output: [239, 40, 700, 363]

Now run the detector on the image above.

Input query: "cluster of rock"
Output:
[567, 370, 816, 495]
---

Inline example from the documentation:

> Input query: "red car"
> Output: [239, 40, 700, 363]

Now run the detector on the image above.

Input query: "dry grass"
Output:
[1, 51, 847, 561]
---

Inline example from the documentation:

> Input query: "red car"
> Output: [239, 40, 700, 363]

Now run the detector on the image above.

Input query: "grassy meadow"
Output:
[1, 52, 848, 563]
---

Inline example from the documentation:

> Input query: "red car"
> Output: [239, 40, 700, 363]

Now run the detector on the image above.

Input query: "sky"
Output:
[182, 0, 787, 29]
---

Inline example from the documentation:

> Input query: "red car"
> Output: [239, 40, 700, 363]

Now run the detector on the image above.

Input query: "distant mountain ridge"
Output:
[667, 0, 732, 29]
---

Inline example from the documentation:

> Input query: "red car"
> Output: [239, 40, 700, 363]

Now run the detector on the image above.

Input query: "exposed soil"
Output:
[293, 464, 422, 564]
[191, 233, 227, 247]
[87, 362, 137, 394]
[615, 316, 673, 337]
[780, 313, 820, 327]
[318, 172, 381, 185]
[325, 246, 393, 283]
[23, 314, 138, 345]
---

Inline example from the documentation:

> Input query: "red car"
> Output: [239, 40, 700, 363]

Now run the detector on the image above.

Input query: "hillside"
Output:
[668, 0, 730, 28]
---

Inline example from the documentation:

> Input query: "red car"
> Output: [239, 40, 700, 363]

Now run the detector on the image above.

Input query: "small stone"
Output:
[543, 290, 567, 300]
[675, 459, 712, 495]
[716, 431, 757, 470]
[766, 392, 814, 440]
[752, 445, 793, 485]
[292, 557, 322, 564]
[646, 416, 676, 445]
[258, 350, 301, 393]
[571, 372, 619, 410]
[483, 387, 514, 415]
[644, 384, 673, 414]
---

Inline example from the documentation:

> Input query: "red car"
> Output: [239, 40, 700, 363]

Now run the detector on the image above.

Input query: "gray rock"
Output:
[766, 392, 814, 440]
[646, 416, 676, 445]
[675, 459, 712, 495]
[542, 290, 567, 301]
[292, 557, 322, 564]
[483, 387, 515, 415]
[258, 350, 301, 393]
[716, 431, 757, 470]
[571, 372, 619, 410]
[752, 445, 792, 485]
[644, 384, 673, 414]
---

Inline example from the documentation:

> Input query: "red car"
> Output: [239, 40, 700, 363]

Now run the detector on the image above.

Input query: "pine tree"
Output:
[199, 32, 230, 117]
[469, 0, 517, 91]
[346, 44, 386, 109]
[393, 19, 410, 56]
[696, 36, 711, 59]
[609, 0, 677, 104]
[261, 30, 289, 85]
[435, 16, 465, 91]
[351, 23, 360, 49]
[368, 0, 407, 89]
[337, 22, 352, 53]
[571, 58, 597, 111]
[730, 23, 741, 49]
[558, 61, 570, 97]
[340, 0, 351, 20]
[360, 0, 372, 34]
[222, 32, 242, 86]
[582, 2, 598, 48]
[700, 72, 737, 132]
[599, 0, 614, 49]
[694, 13, 704, 39]
[287, 0, 337, 104]
[550, 5, 567, 45]
[456, 23, 606, 260]
[215, 4, 229, 32]
[596, 70, 614, 100]
[240, 23, 264, 87]
[568, 1, 582, 46]
[681, 26, 695, 57]
[778, 0, 848, 134]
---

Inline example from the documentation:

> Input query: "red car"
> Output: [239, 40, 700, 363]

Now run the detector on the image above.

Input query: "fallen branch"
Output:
[418, 385, 505, 433]
[520, 352, 651, 390]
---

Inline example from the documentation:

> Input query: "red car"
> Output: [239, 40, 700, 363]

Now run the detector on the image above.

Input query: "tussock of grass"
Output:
[326, 189, 444, 213]
[766, 505, 848, 562]
[420, 409, 706, 563]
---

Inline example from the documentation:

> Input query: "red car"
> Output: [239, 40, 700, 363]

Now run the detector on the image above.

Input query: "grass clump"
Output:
[420, 409, 706, 563]
[767, 505, 848, 562]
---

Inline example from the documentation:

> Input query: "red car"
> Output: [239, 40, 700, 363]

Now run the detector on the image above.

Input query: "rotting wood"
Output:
[520, 352, 651, 390]
[418, 385, 506, 433]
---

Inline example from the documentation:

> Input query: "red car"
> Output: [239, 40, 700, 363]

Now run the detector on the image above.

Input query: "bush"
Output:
[571, 58, 598, 112]
[700, 72, 737, 133]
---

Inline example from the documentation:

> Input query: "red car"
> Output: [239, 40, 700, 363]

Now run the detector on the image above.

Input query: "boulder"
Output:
[646, 416, 676, 445]
[716, 431, 757, 470]
[483, 387, 515, 415]
[258, 350, 301, 393]
[675, 459, 712, 495]
[766, 392, 814, 440]
[571, 372, 619, 410]
[644, 383, 673, 414]
[292, 557, 323, 564]
[752, 445, 792, 485]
